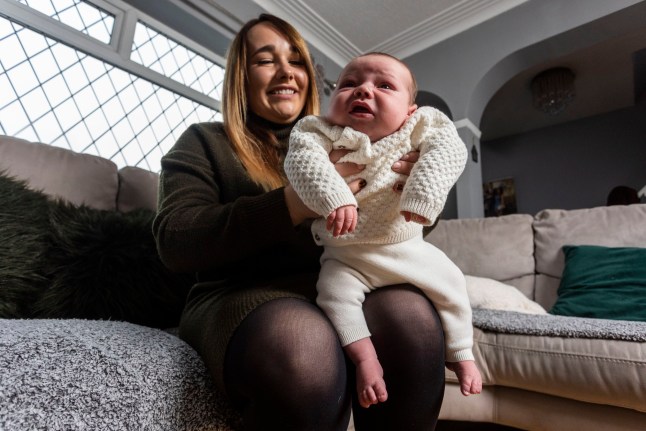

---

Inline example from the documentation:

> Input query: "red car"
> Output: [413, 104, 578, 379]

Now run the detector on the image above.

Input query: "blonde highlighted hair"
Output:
[222, 14, 320, 191]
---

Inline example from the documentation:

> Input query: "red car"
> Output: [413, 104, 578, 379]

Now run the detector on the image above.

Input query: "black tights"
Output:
[223, 284, 445, 430]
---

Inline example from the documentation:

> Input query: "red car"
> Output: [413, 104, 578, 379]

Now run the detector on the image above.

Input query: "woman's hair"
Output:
[222, 14, 320, 191]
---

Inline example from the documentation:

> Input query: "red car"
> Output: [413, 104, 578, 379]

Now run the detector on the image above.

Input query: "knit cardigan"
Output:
[284, 106, 467, 247]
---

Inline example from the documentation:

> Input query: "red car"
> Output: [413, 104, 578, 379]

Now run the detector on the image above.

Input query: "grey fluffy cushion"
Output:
[0, 319, 241, 430]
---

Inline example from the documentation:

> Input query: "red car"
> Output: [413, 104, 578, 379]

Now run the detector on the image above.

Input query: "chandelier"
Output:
[531, 67, 575, 115]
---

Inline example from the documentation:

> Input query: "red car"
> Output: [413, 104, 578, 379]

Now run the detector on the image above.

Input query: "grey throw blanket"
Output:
[0, 319, 241, 430]
[472, 309, 646, 342]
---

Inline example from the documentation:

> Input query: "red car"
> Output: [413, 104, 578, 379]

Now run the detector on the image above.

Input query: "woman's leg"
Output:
[352, 284, 446, 431]
[223, 298, 351, 431]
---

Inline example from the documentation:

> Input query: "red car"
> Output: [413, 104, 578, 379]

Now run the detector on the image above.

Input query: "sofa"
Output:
[1, 134, 645, 431]
[427, 206, 646, 430]
[0, 135, 242, 430]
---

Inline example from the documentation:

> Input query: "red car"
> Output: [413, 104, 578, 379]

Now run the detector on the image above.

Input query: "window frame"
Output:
[0, 0, 224, 112]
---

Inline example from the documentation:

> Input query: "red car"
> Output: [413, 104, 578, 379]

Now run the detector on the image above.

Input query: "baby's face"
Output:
[327, 54, 417, 142]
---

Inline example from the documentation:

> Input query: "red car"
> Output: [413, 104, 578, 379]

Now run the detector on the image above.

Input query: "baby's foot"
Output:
[446, 360, 482, 396]
[356, 357, 388, 408]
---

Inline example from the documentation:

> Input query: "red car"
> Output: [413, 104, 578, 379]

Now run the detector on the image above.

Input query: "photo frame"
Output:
[483, 177, 518, 217]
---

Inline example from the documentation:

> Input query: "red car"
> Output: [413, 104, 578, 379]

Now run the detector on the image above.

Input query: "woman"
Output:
[153, 13, 446, 431]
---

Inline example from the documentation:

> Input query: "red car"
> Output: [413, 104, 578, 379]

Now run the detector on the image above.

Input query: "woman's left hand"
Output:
[392, 150, 419, 175]
[392, 150, 420, 193]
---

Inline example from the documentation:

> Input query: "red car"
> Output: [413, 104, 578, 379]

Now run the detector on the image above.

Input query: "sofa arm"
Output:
[117, 166, 159, 212]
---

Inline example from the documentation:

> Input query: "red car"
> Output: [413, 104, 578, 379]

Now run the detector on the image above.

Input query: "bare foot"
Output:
[446, 360, 482, 396]
[355, 357, 388, 408]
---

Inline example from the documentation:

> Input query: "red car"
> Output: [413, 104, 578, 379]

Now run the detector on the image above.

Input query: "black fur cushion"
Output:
[0, 173, 193, 328]
[0, 173, 52, 317]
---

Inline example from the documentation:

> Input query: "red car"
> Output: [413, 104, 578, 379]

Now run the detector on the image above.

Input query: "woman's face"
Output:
[245, 22, 309, 124]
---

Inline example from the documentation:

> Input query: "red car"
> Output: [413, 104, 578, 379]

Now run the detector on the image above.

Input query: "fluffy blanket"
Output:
[0, 319, 241, 430]
[472, 309, 646, 342]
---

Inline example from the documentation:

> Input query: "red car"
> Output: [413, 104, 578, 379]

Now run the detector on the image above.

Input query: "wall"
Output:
[481, 103, 646, 215]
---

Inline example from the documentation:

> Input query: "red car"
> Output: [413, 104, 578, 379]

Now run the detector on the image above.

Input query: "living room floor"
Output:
[347, 419, 523, 430]
[436, 420, 524, 430]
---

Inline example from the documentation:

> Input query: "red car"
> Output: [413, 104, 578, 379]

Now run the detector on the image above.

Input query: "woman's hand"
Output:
[401, 211, 428, 224]
[392, 151, 419, 193]
[392, 151, 419, 176]
[329, 149, 420, 193]
[286, 150, 421, 226]
[329, 149, 365, 194]
[284, 184, 318, 226]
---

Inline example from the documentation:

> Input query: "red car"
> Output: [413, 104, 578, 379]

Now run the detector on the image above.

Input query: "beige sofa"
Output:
[3, 135, 645, 431]
[0, 135, 241, 430]
[427, 207, 646, 430]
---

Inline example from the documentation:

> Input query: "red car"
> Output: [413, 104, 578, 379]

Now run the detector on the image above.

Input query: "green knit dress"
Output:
[152, 119, 322, 392]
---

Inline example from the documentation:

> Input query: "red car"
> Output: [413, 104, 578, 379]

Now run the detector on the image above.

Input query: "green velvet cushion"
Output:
[550, 245, 646, 321]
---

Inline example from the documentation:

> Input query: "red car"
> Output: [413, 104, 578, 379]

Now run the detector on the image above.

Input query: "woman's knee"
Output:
[224, 298, 351, 429]
[226, 298, 346, 396]
[364, 285, 442, 329]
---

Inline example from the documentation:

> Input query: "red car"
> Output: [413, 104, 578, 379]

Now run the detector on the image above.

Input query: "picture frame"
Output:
[483, 177, 518, 217]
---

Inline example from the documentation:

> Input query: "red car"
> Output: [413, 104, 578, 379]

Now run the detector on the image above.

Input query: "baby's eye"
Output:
[339, 80, 356, 88]
[379, 83, 393, 90]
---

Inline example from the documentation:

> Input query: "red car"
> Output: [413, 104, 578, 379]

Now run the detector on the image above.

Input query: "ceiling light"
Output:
[531, 67, 575, 115]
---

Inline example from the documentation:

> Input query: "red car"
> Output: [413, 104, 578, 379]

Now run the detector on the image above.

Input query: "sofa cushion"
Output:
[0, 319, 240, 430]
[471, 326, 646, 413]
[426, 214, 535, 297]
[465, 276, 546, 314]
[0, 135, 118, 210]
[533, 204, 646, 307]
[117, 166, 159, 212]
[550, 245, 646, 321]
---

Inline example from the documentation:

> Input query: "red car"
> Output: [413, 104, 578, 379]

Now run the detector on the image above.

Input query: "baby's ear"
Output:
[407, 104, 418, 116]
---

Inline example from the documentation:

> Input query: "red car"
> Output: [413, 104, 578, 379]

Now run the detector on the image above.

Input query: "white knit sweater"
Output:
[285, 106, 467, 246]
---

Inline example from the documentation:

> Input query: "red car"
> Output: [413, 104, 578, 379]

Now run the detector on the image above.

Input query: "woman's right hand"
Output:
[284, 184, 318, 226]
[285, 149, 366, 226]
[329, 149, 366, 194]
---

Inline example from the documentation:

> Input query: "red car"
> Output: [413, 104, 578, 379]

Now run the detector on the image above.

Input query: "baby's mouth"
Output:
[350, 105, 372, 115]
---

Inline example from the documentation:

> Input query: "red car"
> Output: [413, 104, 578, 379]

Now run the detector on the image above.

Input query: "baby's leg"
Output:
[344, 337, 388, 408]
[446, 360, 482, 396]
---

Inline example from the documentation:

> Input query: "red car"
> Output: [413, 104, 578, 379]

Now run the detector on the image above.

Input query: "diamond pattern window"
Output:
[15, 0, 114, 44]
[0, 16, 221, 172]
[0, 0, 223, 173]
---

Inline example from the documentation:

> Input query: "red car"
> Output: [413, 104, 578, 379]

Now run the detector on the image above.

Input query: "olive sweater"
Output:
[153, 121, 321, 283]
[153, 121, 321, 390]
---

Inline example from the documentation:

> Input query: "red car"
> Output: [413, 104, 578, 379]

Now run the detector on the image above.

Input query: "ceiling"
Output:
[181, 0, 646, 140]
[251, 0, 529, 66]
[481, 25, 646, 140]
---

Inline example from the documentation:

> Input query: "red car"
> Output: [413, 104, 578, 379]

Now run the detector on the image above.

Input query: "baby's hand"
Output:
[327, 205, 358, 237]
[400, 211, 428, 224]
[446, 360, 482, 396]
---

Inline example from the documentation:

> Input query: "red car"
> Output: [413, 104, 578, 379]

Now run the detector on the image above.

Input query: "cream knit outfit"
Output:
[284, 106, 473, 362]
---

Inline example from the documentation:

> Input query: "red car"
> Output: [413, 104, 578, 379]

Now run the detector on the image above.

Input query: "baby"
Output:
[284, 52, 482, 408]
